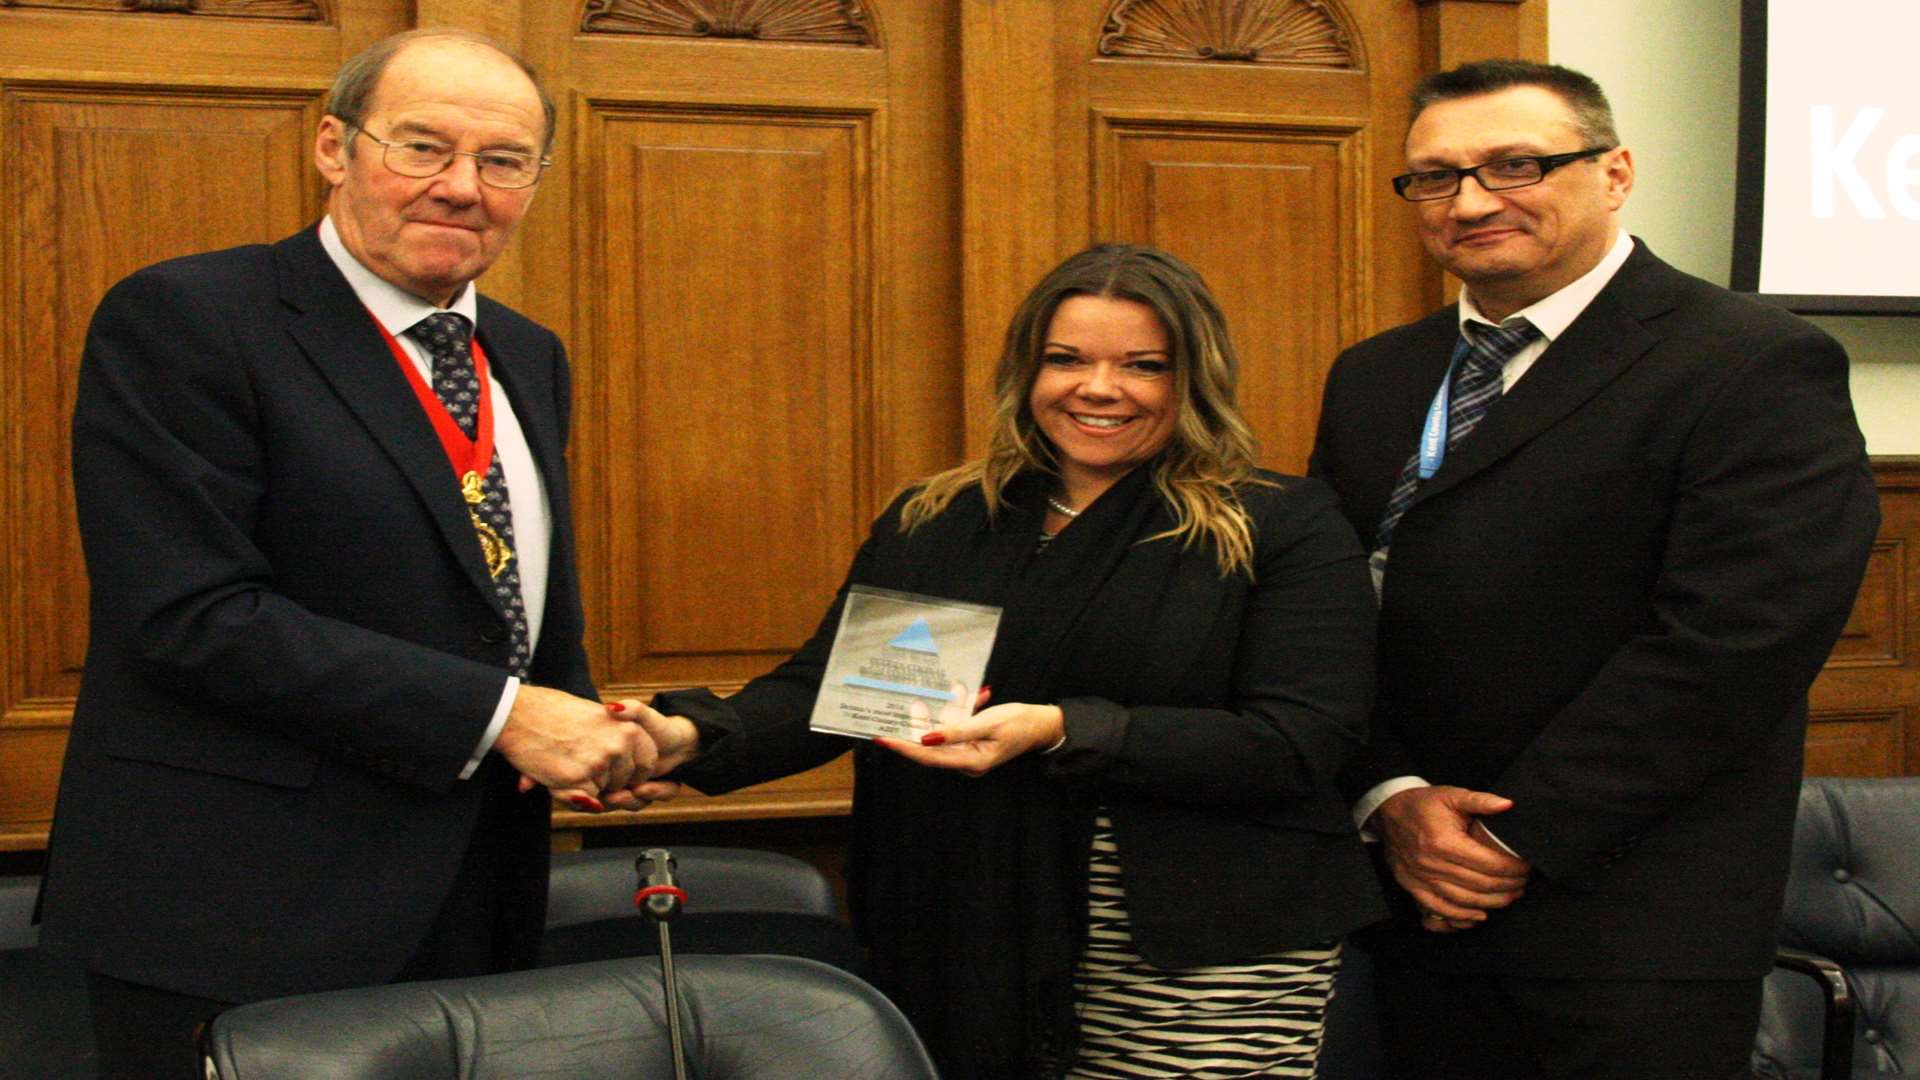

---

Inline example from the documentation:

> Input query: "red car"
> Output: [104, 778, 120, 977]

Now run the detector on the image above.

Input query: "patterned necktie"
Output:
[408, 311, 532, 678]
[1369, 318, 1542, 592]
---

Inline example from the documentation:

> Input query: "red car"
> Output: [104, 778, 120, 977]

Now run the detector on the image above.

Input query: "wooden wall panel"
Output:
[532, 2, 964, 836]
[584, 105, 874, 694]
[1809, 458, 1920, 778]
[1804, 709, 1905, 780]
[1827, 539, 1901, 665]
[8, 92, 317, 696]
[1097, 114, 1366, 472]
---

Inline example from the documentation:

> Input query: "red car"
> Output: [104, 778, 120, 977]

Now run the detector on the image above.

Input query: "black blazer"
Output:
[40, 228, 595, 1002]
[667, 468, 1386, 967]
[1309, 241, 1879, 979]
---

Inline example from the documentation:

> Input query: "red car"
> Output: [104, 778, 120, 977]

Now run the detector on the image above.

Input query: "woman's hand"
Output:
[877, 688, 1064, 777]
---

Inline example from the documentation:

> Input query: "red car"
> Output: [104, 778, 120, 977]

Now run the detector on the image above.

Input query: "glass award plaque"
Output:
[809, 585, 1001, 740]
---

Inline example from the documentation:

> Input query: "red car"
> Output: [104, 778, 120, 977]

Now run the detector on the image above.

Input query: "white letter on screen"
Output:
[1888, 134, 1920, 219]
[1812, 106, 1885, 219]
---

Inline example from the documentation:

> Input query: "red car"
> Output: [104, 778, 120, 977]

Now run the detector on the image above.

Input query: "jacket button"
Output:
[479, 625, 507, 644]
[1864, 1028, 1881, 1044]
[1832, 868, 1853, 883]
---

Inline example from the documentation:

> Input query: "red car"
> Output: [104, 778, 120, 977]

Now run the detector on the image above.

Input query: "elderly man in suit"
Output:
[40, 29, 667, 1078]
[1309, 60, 1878, 1080]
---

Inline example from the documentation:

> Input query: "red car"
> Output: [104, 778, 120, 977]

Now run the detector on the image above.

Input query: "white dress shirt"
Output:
[319, 216, 552, 778]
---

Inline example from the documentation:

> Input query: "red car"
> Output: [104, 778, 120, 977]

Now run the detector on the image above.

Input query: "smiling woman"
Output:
[623, 244, 1385, 1078]
[1028, 294, 1177, 503]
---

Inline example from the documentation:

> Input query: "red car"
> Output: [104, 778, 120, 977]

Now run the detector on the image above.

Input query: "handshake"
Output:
[495, 686, 702, 813]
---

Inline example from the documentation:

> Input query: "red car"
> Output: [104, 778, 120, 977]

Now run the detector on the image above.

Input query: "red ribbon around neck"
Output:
[367, 311, 496, 484]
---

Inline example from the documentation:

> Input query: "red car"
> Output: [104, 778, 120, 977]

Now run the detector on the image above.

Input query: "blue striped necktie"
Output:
[1369, 318, 1542, 592]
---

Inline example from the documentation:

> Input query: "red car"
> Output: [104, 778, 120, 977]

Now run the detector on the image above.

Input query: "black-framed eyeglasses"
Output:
[1391, 146, 1615, 202]
[348, 125, 552, 190]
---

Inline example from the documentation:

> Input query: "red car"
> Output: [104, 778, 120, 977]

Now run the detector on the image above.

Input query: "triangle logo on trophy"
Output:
[843, 616, 956, 701]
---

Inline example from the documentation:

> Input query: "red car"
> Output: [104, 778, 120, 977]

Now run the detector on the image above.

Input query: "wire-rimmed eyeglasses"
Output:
[1391, 146, 1615, 202]
[349, 125, 551, 190]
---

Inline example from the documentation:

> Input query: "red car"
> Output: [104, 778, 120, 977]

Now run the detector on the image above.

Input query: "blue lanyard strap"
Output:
[1417, 335, 1476, 480]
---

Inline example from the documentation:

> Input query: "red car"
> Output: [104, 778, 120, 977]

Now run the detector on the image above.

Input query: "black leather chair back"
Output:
[542, 846, 866, 975]
[1754, 776, 1920, 1078]
[204, 954, 938, 1080]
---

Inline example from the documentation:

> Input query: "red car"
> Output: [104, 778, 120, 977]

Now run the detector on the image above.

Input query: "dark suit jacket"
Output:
[40, 227, 595, 1002]
[668, 467, 1385, 964]
[1309, 241, 1879, 979]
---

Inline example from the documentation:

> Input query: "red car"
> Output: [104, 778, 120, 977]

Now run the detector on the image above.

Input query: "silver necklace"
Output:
[1046, 496, 1081, 518]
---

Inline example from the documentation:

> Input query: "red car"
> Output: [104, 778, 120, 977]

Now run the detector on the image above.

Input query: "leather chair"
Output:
[202, 954, 937, 1080]
[543, 846, 866, 975]
[1753, 776, 1920, 1079]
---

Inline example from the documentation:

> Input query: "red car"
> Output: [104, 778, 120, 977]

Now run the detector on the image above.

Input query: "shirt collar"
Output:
[318, 215, 479, 337]
[1458, 229, 1635, 341]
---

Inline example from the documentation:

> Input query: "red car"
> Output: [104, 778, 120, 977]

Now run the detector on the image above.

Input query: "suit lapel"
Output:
[1391, 310, 1466, 441]
[1412, 243, 1675, 506]
[274, 229, 510, 616]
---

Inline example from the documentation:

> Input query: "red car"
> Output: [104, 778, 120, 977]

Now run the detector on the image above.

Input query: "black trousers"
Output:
[1372, 959, 1764, 1080]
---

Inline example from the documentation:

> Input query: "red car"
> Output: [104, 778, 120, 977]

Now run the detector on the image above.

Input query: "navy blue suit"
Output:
[42, 227, 593, 1003]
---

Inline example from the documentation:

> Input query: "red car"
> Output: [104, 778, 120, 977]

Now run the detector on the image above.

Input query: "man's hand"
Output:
[1372, 785, 1531, 932]
[574, 700, 701, 811]
[495, 685, 656, 807]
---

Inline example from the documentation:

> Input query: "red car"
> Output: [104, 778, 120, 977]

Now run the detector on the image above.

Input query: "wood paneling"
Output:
[1809, 457, 1920, 778]
[1097, 112, 1368, 471]
[526, 0, 962, 830]
[4, 89, 318, 716]
[586, 104, 873, 691]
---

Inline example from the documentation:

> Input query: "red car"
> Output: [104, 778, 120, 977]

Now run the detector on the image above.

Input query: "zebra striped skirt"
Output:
[1069, 814, 1343, 1079]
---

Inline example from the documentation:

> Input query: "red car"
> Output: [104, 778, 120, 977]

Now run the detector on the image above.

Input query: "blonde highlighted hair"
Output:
[901, 244, 1271, 577]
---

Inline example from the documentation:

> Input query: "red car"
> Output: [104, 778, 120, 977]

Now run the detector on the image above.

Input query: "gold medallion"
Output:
[469, 509, 516, 579]
[461, 470, 486, 506]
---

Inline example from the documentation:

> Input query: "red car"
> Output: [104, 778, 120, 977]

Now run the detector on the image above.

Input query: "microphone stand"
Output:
[634, 847, 690, 1080]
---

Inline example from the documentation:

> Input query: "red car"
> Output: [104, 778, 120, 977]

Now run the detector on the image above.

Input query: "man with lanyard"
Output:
[1309, 59, 1878, 1079]
[42, 29, 671, 1078]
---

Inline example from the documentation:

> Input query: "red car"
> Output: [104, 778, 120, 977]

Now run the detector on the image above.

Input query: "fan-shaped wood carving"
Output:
[0, 0, 325, 17]
[581, 0, 876, 46]
[1099, 0, 1356, 66]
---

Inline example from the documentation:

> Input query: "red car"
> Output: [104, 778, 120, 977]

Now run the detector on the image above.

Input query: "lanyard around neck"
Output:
[1416, 335, 1476, 480]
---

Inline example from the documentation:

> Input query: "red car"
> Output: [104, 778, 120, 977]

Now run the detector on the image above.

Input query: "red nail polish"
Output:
[920, 732, 947, 747]
[606, 702, 626, 713]
[569, 795, 604, 812]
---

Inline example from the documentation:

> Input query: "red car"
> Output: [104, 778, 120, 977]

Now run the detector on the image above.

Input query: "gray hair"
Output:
[325, 28, 556, 155]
